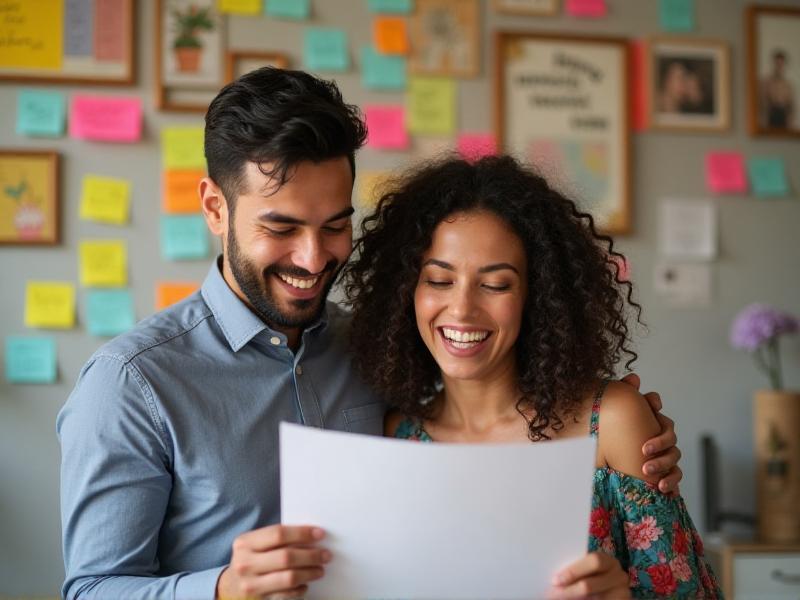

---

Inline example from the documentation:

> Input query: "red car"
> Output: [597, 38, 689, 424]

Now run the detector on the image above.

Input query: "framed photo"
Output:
[225, 51, 289, 84]
[0, 0, 134, 85]
[495, 32, 631, 234]
[493, 0, 559, 16]
[155, 0, 226, 113]
[648, 38, 730, 132]
[746, 5, 800, 137]
[0, 151, 60, 246]
[410, 0, 480, 78]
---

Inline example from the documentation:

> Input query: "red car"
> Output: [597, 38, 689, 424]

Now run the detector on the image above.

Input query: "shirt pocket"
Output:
[342, 402, 385, 435]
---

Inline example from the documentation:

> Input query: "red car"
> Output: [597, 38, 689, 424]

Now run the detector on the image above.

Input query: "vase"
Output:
[753, 389, 800, 543]
[175, 47, 202, 73]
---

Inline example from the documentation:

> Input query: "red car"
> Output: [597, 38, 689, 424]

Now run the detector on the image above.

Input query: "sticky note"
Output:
[659, 0, 694, 32]
[69, 95, 142, 142]
[565, 0, 607, 18]
[374, 17, 408, 55]
[457, 133, 497, 162]
[408, 77, 456, 135]
[0, 0, 63, 69]
[747, 157, 789, 197]
[80, 176, 131, 225]
[219, 0, 261, 14]
[304, 28, 349, 72]
[5, 337, 57, 383]
[362, 46, 406, 90]
[25, 282, 76, 329]
[365, 106, 409, 150]
[86, 289, 135, 336]
[156, 282, 200, 310]
[161, 215, 210, 260]
[368, 0, 413, 13]
[16, 90, 66, 137]
[357, 171, 392, 207]
[163, 169, 203, 213]
[706, 152, 747, 195]
[266, 0, 310, 19]
[162, 127, 206, 170]
[79, 240, 127, 287]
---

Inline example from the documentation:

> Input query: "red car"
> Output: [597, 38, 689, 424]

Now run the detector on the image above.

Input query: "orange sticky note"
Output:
[163, 170, 203, 214]
[374, 17, 408, 55]
[155, 282, 200, 310]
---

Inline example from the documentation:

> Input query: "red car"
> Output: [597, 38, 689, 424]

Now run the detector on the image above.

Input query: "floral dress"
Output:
[394, 385, 723, 599]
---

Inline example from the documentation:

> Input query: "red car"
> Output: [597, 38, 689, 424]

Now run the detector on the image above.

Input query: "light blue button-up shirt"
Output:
[57, 260, 384, 600]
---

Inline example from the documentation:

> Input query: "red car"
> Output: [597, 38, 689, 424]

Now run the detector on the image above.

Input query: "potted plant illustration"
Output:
[171, 4, 215, 73]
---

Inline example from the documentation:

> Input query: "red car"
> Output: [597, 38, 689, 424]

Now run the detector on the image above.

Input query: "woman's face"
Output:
[414, 210, 527, 383]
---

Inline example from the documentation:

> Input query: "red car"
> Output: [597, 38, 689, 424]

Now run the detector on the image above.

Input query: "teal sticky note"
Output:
[5, 336, 57, 383]
[16, 89, 66, 137]
[265, 0, 310, 19]
[747, 157, 790, 197]
[659, 0, 694, 32]
[86, 290, 135, 337]
[368, 0, 413, 13]
[362, 46, 407, 90]
[304, 28, 349, 72]
[161, 215, 210, 260]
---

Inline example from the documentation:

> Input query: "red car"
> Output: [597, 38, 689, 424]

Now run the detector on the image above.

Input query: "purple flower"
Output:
[730, 304, 799, 351]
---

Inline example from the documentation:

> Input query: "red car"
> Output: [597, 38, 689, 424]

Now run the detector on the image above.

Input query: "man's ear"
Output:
[200, 177, 228, 236]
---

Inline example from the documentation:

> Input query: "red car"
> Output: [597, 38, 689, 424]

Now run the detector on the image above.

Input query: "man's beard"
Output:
[227, 228, 339, 329]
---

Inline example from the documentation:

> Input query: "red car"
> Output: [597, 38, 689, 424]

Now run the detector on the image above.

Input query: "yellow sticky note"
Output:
[79, 240, 127, 287]
[408, 77, 456, 135]
[0, 0, 63, 69]
[25, 281, 75, 329]
[80, 176, 131, 225]
[162, 127, 206, 170]
[218, 0, 261, 14]
[357, 171, 392, 207]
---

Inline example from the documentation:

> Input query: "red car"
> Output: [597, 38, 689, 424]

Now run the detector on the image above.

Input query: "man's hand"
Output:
[621, 373, 682, 495]
[216, 525, 331, 599]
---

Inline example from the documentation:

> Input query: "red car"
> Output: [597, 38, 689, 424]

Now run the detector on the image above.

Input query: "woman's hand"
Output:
[547, 552, 630, 599]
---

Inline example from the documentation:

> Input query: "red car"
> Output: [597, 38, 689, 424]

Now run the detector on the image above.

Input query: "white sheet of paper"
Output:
[654, 262, 713, 308]
[280, 422, 597, 599]
[659, 199, 717, 261]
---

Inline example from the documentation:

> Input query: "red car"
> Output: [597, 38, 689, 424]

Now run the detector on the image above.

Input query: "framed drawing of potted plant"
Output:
[0, 150, 60, 246]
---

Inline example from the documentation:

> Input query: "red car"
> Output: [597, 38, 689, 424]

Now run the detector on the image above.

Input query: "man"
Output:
[58, 68, 682, 600]
[760, 49, 795, 129]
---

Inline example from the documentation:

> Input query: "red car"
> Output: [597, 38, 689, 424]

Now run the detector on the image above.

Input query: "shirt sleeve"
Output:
[57, 355, 225, 600]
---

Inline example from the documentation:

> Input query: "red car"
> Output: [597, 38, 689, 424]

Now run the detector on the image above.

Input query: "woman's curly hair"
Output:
[341, 155, 642, 441]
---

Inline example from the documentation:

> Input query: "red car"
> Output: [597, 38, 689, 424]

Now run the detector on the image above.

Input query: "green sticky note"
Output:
[161, 127, 206, 170]
[161, 215, 210, 260]
[408, 76, 456, 135]
[304, 28, 349, 72]
[5, 336, 57, 383]
[659, 0, 694, 32]
[362, 46, 406, 90]
[265, 0, 310, 19]
[16, 89, 66, 137]
[368, 0, 413, 13]
[86, 290, 135, 337]
[747, 157, 790, 197]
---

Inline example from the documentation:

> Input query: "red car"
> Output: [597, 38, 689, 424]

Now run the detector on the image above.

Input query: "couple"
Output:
[57, 67, 713, 599]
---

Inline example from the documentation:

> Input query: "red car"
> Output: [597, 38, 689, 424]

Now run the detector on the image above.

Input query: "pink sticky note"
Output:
[365, 105, 409, 150]
[69, 95, 142, 142]
[566, 0, 607, 18]
[630, 40, 648, 132]
[457, 133, 497, 162]
[706, 152, 747, 194]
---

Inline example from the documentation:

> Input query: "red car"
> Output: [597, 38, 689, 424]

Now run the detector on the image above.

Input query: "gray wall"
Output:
[1, 0, 799, 596]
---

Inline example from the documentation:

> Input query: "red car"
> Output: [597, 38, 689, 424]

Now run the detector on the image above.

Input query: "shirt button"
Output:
[295, 365, 303, 376]
[269, 336, 281, 346]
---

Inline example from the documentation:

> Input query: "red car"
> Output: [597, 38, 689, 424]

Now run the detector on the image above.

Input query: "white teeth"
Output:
[441, 327, 489, 344]
[278, 273, 319, 289]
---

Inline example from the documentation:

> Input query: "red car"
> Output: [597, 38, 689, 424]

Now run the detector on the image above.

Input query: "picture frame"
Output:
[493, 0, 559, 16]
[410, 0, 480, 78]
[495, 32, 632, 235]
[225, 51, 290, 84]
[155, 0, 226, 113]
[648, 37, 731, 132]
[0, 0, 135, 85]
[746, 5, 800, 137]
[0, 150, 60, 246]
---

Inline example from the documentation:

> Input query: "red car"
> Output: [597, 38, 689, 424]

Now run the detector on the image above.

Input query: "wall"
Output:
[1, 0, 799, 595]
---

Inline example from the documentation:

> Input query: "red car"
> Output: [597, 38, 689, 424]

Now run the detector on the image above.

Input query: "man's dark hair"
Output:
[204, 67, 367, 205]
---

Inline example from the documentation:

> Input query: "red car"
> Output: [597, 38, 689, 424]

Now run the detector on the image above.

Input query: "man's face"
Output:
[221, 157, 354, 333]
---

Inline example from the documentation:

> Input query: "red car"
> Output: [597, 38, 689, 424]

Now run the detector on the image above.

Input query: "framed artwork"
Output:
[746, 5, 800, 137]
[495, 32, 632, 235]
[0, 151, 60, 246]
[225, 51, 290, 84]
[0, 0, 134, 85]
[493, 0, 559, 16]
[155, 0, 226, 113]
[648, 38, 730, 132]
[410, 0, 480, 78]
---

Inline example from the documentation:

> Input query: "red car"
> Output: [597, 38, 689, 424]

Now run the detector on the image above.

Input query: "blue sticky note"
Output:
[265, 0, 310, 19]
[86, 290, 135, 337]
[747, 157, 790, 197]
[659, 0, 694, 32]
[5, 336, 57, 384]
[16, 90, 66, 137]
[362, 46, 407, 90]
[304, 28, 350, 72]
[368, 0, 413, 14]
[161, 215, 210, 260]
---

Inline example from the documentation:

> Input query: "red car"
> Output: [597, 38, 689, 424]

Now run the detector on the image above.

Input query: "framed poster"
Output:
[0, 151, 60, 246]
[410, 0, 480, 78]
[225, 51, 290, 84]
[746, 5, 800, 137]
[155, 0, 226, 113]
[495, 32, 631, 234]
[0, 0, 134, 85]
[648, 38, 730, 132]
[493, 0, 559, 16]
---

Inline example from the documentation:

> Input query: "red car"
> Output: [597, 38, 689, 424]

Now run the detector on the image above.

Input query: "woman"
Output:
[343, 155, 721, 598]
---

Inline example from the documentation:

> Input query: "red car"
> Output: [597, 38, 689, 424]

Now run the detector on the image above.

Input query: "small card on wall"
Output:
[659, 199, 717, 261]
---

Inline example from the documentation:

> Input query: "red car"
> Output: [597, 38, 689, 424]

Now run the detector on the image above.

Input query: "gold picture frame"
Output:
[410, 0, 480, 78]
[0, 150, 60, 246]
[493, 0, 559, 16]
[225, 51, 290, 84]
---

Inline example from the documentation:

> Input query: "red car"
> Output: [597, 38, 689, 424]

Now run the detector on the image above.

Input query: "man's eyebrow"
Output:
[422, 259, 519, 275]
[257, 206, 354, 226]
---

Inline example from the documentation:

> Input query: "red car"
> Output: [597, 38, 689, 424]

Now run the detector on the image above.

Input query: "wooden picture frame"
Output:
[410, 0, 480, 78]
[225, 51, 290, 84]
[0, 150, 60, 246]
[746, 5, 800, 137]
[0, 0, 135, 85]
[155, 0, 226, 113]
[493, 0, 559, 16]
[648, 37, 730, 132]
[495, 32, 632, 235]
